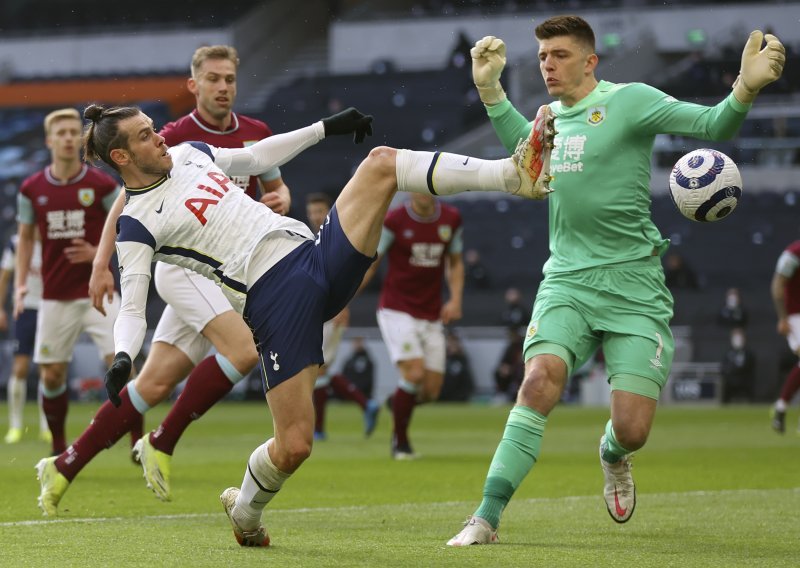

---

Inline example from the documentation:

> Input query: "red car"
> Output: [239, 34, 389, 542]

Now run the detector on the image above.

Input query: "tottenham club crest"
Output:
[269, 351, 280, 371]
[78, 188, 95, 207]
[587, 106, 606, 126]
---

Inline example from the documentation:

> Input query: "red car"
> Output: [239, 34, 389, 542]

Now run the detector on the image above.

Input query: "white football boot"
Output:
[599, 435, 636, 523]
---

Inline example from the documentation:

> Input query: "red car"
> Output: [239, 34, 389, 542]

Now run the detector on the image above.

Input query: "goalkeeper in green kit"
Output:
[448, 15, 785, 546]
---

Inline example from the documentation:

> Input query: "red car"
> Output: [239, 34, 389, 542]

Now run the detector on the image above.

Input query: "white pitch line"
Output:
[3, 487, 798, 528]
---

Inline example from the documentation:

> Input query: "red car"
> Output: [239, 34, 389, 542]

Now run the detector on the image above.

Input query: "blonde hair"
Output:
[190, 45, 240, 78]
[44, 108, 80, 135]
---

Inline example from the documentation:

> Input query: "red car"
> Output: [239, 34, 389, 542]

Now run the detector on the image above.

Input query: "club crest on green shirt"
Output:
[587, 106, 606, 126]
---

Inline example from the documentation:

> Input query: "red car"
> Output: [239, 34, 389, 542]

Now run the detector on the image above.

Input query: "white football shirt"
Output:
[115, 123, 324, 358]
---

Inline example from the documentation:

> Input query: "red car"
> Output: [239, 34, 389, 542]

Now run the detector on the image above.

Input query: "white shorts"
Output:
[34, 294, 120, 364]
[321, 320, 345, 366]
[376, 307, 445, 373]
[151, 262, 234, 365]
[787, 314, 800, 353]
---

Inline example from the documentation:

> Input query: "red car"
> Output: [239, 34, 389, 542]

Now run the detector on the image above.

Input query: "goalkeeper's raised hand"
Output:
[322, 107, 374, 143]
[733, 30, 786, 104]
[471, 35, 507, 105]
[105, 352, 132, 407]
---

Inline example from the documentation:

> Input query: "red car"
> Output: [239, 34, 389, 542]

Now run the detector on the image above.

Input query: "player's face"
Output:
[306, 202, 330, 231]
[538, 35, 597, 105]
[121, 113, 173, 177]
[191, 57, 237, 121]
[46, 118, 82, 161]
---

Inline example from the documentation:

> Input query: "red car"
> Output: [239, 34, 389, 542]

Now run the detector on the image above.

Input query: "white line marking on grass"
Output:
[4, 487, 798, 528]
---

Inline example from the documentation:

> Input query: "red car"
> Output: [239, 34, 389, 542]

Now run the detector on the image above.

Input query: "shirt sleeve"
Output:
[213, 122, 325, 176]
[449, 226, 464, 255]
[102, 185, 122, 211]
[485, 99, 535, 155]
[16, 192, 34, 224]
[376, 226, 395, 256]
[0, 240, 14, 271]
[626, 83, 749, 140]
[113, 240, 153, 359]
[259, 166, 282, 182]
[776, 250, 799, 279]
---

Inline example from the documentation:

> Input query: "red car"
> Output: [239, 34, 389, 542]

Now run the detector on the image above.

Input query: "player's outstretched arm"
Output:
[471, 35, 507, 105]
[215, 108, 373, 178]
[733, 30, 786, 104]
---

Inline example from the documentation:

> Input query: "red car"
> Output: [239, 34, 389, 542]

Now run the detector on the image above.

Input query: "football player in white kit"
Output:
[41, 100, 551, 545]
[85, 45, 290, 503]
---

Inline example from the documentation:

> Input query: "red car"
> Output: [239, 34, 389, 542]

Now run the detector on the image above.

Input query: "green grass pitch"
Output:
[2, 401, 799, 567]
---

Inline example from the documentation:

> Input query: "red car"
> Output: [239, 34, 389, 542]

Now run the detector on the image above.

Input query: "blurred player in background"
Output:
[15, 108, 140, 457]
[0, 232, 49, 443]
[42, 45, 291, 511]
[306, 192, 380, 440]
[362, 192, 464, 460]
[770, 239, 800, 433]
[448, 16, 785, 546]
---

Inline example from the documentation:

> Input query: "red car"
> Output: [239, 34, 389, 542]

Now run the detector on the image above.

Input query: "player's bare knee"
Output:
[613, 425, 649, 451]
[421, 385, 442, 402]
[282, 439, 312, 470]
[363, 146, 398, 188]
[235, 347, 259, 375]
[40, 367, 65, 391]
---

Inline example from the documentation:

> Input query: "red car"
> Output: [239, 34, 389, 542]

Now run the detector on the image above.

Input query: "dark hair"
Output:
[306, 192, 333, 208]
[535, 15, 596, 53]
[82, 103, 142, 171]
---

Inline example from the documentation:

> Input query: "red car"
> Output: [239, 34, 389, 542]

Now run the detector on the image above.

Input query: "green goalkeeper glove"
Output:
[471, 35, 507, 105]
[732, 30, 786, 104]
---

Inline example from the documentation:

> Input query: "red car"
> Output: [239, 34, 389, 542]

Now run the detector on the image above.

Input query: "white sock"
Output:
[776, 399, 788, 412]
[37, 386, 49, 434]
[234, 439, 291, 529]
[7, 377, 26, 430]
[395, 149, 519, 196]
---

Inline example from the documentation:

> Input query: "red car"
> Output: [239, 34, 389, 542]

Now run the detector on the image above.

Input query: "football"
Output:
[668, 148, 742, 222]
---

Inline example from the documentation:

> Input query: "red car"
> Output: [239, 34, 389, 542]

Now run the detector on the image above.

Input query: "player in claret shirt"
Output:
[361, 193, 464, 460]
[15, 108, 141, 459]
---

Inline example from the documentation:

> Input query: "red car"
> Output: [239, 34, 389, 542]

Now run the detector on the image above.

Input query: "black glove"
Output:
[321, 107, 374, 144]
[105, 352, 132, 407]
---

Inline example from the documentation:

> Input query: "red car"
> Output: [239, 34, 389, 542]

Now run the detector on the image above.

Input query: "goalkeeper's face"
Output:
[538, 35, 598, 104]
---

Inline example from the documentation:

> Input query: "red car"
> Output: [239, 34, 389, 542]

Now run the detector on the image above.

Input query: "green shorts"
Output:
[523, 256, 674, 400]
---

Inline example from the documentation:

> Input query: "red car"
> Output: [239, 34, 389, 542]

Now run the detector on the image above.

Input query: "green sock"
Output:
[601, 419, 632, 463]
[474, 405, 547, 529]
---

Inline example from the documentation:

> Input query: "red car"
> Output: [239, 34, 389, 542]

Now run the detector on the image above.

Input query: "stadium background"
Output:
[1, 0, 799, 404]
